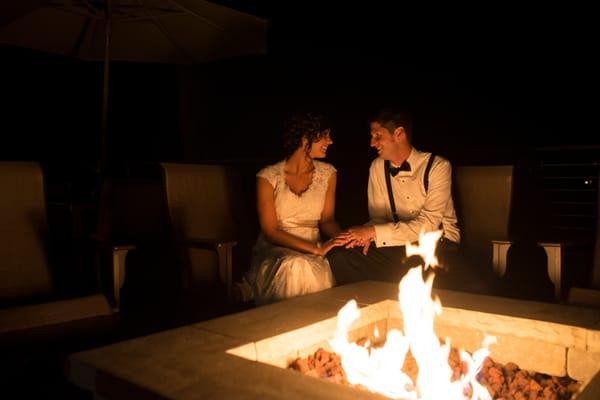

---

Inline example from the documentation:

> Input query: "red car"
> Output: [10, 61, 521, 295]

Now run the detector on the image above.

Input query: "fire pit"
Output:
[67, 281, 600, 399]
[228, 231, 599, 399]
[226, 295, 599, 399]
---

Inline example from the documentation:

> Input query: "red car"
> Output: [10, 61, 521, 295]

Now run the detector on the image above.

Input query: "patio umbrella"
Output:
[0, 0, 268, 170]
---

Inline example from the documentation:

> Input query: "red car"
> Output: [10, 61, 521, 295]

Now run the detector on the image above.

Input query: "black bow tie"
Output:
[389, 161, 411, 176]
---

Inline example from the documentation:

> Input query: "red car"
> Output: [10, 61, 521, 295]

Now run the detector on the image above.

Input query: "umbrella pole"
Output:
[99, 0, 112, 174]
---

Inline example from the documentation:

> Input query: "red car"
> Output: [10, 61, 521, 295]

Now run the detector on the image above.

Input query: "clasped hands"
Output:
[318, 225, 376, 256]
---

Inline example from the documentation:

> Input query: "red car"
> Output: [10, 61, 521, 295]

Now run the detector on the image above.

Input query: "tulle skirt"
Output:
[245, 242, 334, 305]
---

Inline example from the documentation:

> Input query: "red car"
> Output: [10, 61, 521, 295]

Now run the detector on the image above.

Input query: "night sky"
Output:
[1, 2, 597, 251]
[1, 2, 597, 169]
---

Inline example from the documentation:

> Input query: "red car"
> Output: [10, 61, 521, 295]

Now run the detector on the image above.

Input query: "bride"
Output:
[238, 111, 346, 304]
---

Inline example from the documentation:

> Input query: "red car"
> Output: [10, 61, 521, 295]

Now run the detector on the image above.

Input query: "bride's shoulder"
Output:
[257, 160, 284, 184]
[314, 160, 337, 178]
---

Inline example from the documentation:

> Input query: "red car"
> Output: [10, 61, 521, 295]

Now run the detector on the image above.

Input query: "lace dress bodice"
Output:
[256, 160, 336, 245]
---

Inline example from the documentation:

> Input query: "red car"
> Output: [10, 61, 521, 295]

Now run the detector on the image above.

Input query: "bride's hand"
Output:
[317, 236, 348, 256]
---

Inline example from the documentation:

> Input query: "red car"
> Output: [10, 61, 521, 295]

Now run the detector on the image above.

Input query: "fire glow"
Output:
[328, 230, 496, 399]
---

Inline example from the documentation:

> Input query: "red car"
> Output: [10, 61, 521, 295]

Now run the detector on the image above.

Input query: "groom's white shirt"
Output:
[367, 148, 461, 247]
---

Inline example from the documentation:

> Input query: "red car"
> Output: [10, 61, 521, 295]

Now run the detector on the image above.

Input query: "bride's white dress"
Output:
[244, 160, 336, 305]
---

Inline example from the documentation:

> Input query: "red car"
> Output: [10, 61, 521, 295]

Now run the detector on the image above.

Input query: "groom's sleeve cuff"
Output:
[373, 223, 394, 247]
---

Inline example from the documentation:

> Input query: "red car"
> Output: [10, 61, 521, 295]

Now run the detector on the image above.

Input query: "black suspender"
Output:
[384, 160, 400, 223]
[384, 154, 436, 224]
[424, 153, 436, 193]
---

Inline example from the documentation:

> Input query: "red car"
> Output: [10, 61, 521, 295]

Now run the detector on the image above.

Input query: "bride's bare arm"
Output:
[257, 177, 323, 255]
[319, 172, 343, 239]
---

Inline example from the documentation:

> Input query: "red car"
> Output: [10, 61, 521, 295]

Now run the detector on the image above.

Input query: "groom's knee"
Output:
[326, 247, 366, 285]
[325, 246, 346, 271]
[326, 246, 361, 267]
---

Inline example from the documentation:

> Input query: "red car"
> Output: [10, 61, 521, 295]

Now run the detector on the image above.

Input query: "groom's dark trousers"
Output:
[326, 240, 495, 293]
[327, 245, 413, 285]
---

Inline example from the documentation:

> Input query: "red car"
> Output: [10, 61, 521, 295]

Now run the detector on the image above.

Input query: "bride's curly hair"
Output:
[282, 111, 332, 159]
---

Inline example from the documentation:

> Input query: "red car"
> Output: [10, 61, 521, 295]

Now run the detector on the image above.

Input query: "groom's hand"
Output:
[361, 241, 371, 255]
[337, 226, 375, 250]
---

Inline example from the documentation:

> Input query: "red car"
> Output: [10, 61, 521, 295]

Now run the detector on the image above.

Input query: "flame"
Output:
[329, 230, 495, 399]
[329, 300, 415, 398]
[405, 229, 443, 270]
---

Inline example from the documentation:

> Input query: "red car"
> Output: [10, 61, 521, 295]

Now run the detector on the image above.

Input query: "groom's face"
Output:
[370, 122, 397, 160]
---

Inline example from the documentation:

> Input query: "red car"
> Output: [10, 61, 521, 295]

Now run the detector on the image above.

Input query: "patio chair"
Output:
[161, 163, 240, 303]
[0, 162, 133, 350]
[453, 165, 563, 299]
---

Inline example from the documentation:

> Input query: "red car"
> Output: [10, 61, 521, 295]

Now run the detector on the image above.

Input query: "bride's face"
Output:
[307, 130, 333, 159]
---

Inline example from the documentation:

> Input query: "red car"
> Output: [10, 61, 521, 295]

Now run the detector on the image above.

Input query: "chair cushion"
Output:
[162, 163, 237, 240]
[454, 165, 513, 268]
[0, 162, 53, 301]
[0, 294, 112, 335]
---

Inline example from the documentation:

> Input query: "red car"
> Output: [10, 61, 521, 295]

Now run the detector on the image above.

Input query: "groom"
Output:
[327, 108, 468, 289]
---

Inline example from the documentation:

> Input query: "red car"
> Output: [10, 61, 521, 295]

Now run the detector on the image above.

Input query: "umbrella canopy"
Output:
[0, 0, 268, 170]
[0, 0, 267, 63]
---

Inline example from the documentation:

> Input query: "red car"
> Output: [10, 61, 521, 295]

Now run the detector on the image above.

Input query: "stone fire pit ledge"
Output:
[66, 281, 600, 399]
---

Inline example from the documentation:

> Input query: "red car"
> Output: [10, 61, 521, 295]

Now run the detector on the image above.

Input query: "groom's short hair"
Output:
[370, 108, 412, 143]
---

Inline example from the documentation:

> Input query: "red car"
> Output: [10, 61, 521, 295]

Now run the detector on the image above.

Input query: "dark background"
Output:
[1, 1, 598, 283]
[2, 2, 597, 163]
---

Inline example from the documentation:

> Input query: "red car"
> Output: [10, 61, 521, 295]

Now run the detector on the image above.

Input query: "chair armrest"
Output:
[491, 240, 512, 277]
[492, 240, 564, 299]
[568, 287, 600, 308]
[178, 238, 237, 249]
[177, 238, 237, 301]
[92, 237, 136, 311]
[110, 245, 135, 311]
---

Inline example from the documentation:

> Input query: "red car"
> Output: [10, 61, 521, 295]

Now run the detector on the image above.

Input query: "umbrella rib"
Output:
[46, 6, 100, 19]
[136, 0, 195, 63]
[72, 16, 92, 57]
[48, 1, 195, 23]
[80, 0, 101, 17]
[45, 0, 99, 18]
[87, 16, 99, 57]
[114, 11, 186, 23]
[110, 5, 181, 21]
[45, 3, 102, 19]
[166, 0, 224, 31]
